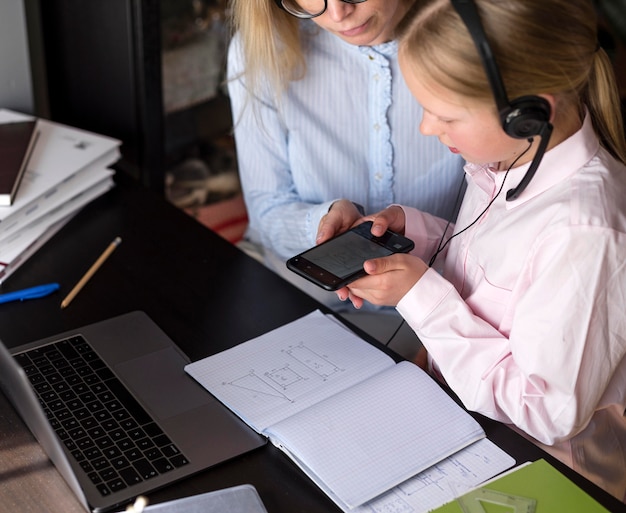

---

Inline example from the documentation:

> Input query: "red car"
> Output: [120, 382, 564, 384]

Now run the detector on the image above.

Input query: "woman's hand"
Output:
[316, 199, 364, 245]
[337, 253, 429, 308]
[366, 205, 407, 237]
[317, 203, 407, 245]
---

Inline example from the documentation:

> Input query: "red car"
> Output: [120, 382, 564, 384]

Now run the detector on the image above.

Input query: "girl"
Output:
[336, 0, 626, 500]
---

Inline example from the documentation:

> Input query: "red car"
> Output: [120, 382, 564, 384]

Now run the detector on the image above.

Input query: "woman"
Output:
[226, 0, 464, 304]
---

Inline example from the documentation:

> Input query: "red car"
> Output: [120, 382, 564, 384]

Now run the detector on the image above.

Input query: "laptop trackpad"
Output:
[115, 347, 211, 420]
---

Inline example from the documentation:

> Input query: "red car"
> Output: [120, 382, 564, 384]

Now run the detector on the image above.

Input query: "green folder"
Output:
[431, 458, 609, 513]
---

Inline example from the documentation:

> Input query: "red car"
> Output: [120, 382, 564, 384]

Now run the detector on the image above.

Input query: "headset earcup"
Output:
[501, 96, 551, 139]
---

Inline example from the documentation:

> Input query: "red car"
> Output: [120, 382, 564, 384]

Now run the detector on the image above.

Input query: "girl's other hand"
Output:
[345, 253, 428, 307]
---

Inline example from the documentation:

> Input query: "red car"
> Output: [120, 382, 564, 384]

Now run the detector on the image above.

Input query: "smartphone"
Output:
[286, 221, 415, 291]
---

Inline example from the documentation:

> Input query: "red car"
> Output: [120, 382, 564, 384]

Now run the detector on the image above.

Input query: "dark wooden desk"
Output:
[0, 173, 624, 513]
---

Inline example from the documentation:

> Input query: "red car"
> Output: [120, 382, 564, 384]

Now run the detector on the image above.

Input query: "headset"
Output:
[450, 0, 553, 201]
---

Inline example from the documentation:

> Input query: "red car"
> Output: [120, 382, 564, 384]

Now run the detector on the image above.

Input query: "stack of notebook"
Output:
[0, 109, 121, 283]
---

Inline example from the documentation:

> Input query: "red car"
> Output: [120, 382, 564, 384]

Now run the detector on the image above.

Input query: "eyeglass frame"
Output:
[273, 0, 368, 19]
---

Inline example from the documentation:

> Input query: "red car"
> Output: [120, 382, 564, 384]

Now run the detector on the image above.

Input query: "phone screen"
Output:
[287, 222, 414, 290]
[301, 230, 394, 279]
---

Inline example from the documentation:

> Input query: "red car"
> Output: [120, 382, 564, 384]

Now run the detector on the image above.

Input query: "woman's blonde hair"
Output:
[229, 0, 416, 99]
[397, 0, 626, 164]
[229, 0, 303, 98]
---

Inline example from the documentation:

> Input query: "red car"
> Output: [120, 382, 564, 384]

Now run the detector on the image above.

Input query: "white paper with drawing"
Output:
[186, 310, 394, 431]
[184, 310, 488, 510]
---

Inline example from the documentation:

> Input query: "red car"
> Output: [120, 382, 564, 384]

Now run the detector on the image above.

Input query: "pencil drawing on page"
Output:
[223, 341, 345, 403]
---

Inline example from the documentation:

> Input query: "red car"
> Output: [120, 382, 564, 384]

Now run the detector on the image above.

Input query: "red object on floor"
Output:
[184, 193, 248, 244]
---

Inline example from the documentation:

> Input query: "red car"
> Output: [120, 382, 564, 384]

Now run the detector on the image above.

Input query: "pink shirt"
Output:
[397, 114, 626, 500]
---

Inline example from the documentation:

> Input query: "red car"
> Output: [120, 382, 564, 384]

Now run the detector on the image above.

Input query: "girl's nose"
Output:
[419, 112, 439, 136]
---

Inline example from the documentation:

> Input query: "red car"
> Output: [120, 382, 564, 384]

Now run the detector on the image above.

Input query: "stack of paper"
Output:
[0, 109, 121, 283]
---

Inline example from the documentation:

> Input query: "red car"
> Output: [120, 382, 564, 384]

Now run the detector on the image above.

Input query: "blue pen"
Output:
[0, 283, 60, 304]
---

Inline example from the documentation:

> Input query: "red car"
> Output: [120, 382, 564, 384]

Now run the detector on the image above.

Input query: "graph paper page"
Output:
[265, 360, 485, 509]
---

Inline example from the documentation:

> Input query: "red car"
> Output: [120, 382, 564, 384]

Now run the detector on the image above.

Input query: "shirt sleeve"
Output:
[397, 224, 626, 446]
[226, 35, 336, 259]
[400, 206, 454, 265]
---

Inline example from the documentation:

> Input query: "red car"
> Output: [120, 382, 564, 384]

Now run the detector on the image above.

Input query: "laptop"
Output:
[0, 311, 266, 512]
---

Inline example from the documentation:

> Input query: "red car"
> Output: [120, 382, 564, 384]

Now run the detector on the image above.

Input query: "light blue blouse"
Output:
[227, 21, 465, 263]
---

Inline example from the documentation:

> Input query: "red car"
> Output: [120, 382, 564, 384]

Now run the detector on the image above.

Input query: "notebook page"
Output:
[265, 361, 485, 509]
[184, 310, 395, 432]
[352, 438, 515, 513]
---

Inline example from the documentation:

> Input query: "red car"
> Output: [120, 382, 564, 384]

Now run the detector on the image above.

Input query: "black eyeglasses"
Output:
[273, 0, 367, 19]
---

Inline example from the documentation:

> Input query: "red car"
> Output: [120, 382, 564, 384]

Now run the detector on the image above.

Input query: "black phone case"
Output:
[286, 222, 414, 291]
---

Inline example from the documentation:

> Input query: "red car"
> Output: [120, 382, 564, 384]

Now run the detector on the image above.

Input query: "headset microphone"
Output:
[451, 0, 553, 201]
[505, 122, 553, 200]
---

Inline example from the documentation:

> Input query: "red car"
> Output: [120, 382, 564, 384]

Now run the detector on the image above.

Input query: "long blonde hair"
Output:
[397, 0, 626, 164]
[229, 0, 303, 98]
[229, 0, 416, 99]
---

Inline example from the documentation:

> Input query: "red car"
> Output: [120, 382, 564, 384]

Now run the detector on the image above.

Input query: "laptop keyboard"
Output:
[14, 335, 190, 497]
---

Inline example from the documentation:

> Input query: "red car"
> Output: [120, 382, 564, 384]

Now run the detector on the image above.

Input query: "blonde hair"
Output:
[397, 0, 626, 164]
[229, 0, 416, 99]
[229, 0, 303, 98]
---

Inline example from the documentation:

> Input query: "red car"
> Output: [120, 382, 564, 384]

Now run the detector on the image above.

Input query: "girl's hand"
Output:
[343, 253, 429, 307]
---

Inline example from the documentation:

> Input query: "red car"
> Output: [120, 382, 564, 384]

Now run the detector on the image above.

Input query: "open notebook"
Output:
[185, 310, 515, 512]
